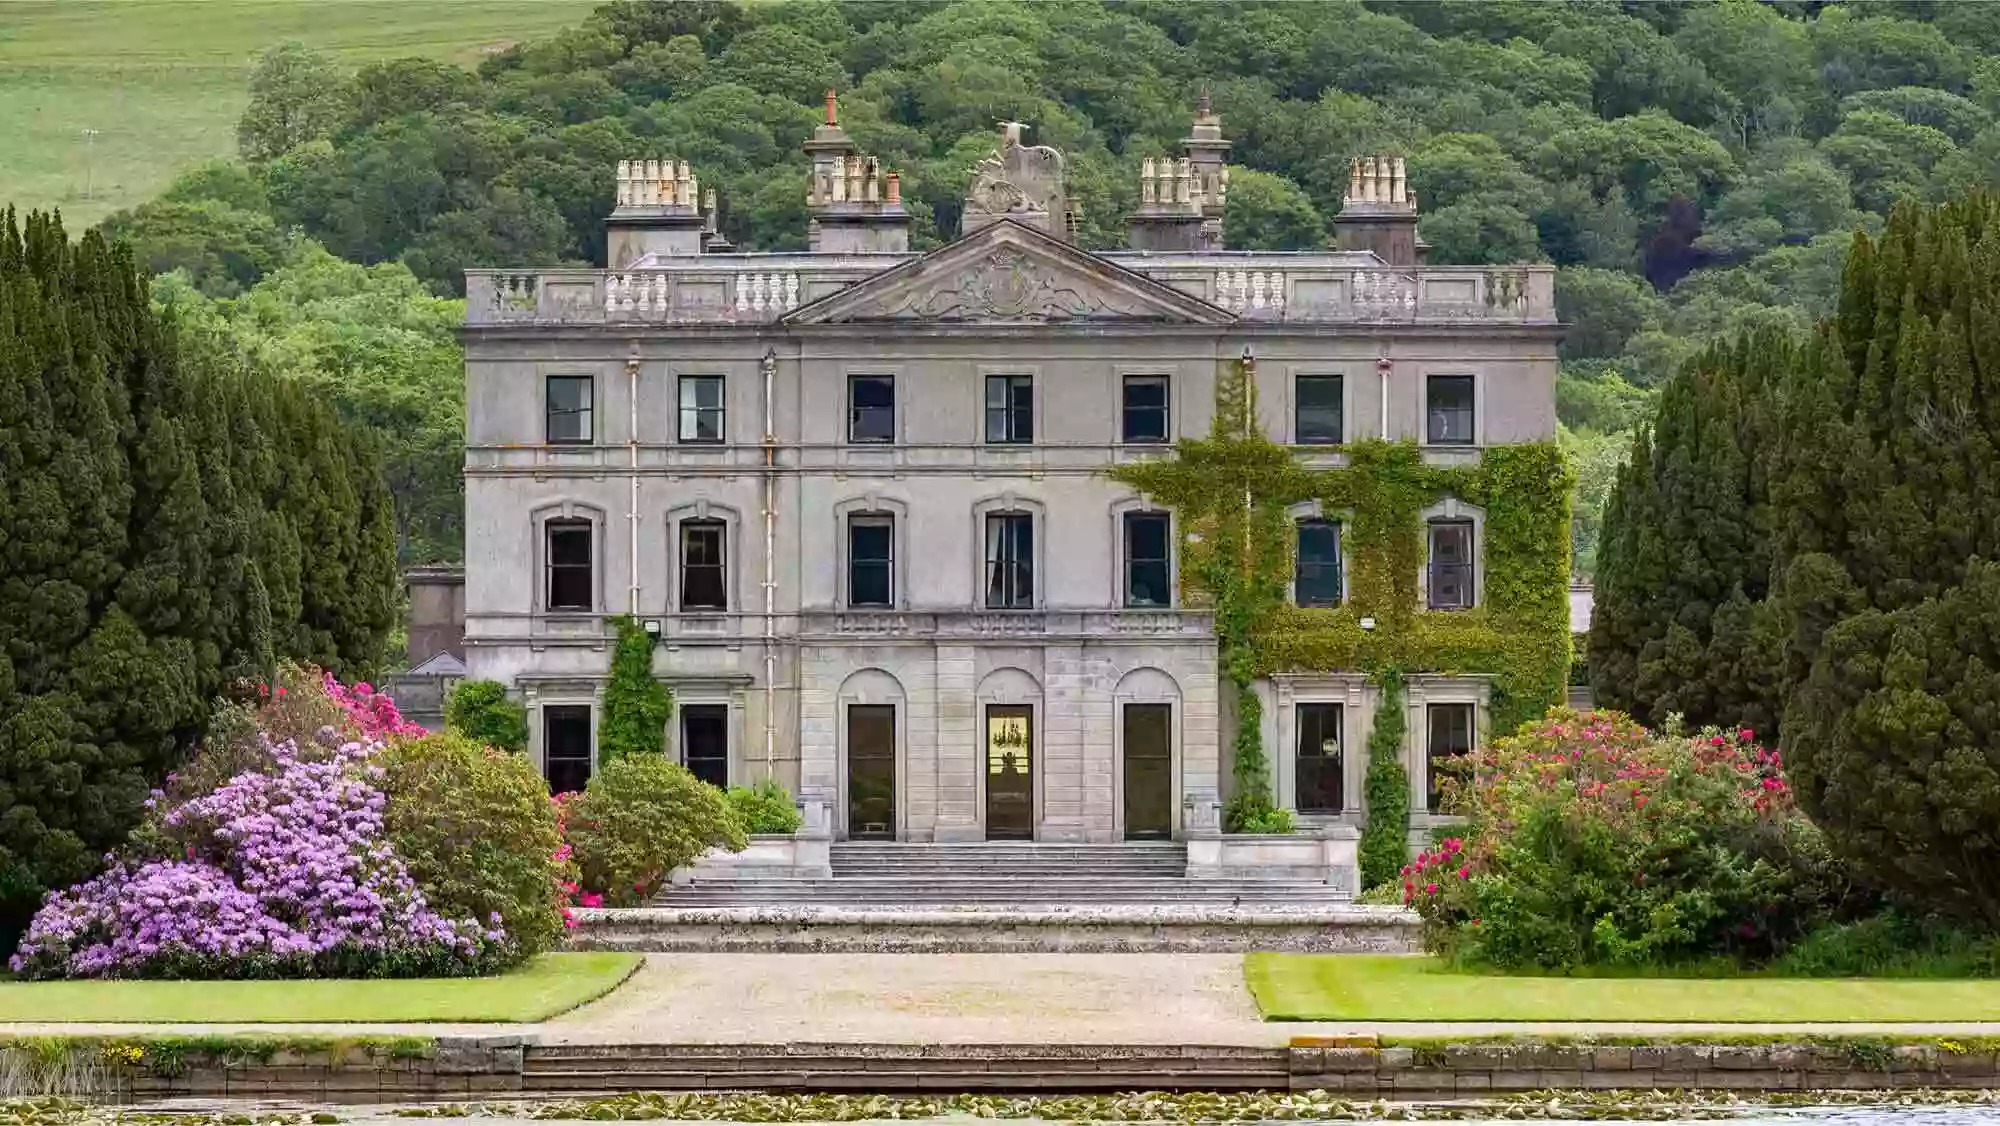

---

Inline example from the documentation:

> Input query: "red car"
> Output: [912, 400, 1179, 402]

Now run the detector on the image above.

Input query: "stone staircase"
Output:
[650, 841, 1351, 909]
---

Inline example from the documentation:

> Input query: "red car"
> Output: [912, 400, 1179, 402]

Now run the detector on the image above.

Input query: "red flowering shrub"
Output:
[1405, 708, 1847, 970]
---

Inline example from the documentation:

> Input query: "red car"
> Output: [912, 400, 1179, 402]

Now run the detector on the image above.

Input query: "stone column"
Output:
[932, 643, 982, 841]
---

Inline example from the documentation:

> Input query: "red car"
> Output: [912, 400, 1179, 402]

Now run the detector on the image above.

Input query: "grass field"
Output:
[0, 0, 596, 225]
[0, 952, 641, 1023]
[1246, 955, 2000, 1023]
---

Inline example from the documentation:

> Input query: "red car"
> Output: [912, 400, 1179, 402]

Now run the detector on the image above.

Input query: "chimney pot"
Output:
[825, 89, 838, 126]
[885, 171, 901, 205]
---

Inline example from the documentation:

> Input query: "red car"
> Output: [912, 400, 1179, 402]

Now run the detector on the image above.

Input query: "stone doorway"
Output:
[847, 704, 896, 840]
[1123, 702, 1173, 839]
[984, 705, 1034, 840]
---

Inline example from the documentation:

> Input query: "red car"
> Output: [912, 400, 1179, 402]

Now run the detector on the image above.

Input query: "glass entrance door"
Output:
[984, 706, 1034, 840]
[847, 704, 896, 840]
[1123, 703, 1173, 840]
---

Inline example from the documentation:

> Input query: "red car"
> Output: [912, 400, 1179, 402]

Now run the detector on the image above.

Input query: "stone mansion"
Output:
[460, 95, 1561, 848]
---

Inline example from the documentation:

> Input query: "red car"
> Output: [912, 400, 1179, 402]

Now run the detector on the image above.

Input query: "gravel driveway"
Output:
[542, 952, 1266, 1045]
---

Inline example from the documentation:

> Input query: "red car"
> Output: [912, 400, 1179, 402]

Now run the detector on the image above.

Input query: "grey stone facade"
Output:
[460, 100, 1561, 844]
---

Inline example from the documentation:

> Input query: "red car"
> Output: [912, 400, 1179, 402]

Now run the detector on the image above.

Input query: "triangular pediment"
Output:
[783, 219, 1236, 326]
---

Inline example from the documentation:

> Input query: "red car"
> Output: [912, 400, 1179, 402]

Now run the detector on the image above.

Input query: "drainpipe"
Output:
[1377, 354, 1391, 440]
[627, 351, 641, 615]
[761, 347, 778, 778]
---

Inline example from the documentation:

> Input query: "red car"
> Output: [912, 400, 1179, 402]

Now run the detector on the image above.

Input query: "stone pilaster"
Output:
[1040, 644, 1091, 841]
[932, 644, 981, 841]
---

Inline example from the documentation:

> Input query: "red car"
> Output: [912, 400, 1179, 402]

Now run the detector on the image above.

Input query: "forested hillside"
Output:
[94, 0, 2000, 570]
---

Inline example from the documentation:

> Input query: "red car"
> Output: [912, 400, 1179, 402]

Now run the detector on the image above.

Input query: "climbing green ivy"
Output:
[1110, 357, 1573, 833]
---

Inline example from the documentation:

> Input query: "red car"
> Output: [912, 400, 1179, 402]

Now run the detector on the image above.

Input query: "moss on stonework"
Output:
[1109, 357, 1573, 832]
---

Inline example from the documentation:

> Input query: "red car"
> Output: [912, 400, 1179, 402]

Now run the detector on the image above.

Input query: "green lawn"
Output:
[0, 0, 596, 225]
[1246, 955, 2000, 1023]
[0, 953, 641, 1023]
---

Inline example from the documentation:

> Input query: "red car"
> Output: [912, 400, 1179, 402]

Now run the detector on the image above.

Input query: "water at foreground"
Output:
[11, 1094, 2000, 1126]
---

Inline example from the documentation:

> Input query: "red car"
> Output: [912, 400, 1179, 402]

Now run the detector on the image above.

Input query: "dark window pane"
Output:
[1124, 512, 1170, 608]
[984, 513, 1034, 608]
[1122, 375, 1170, 443]
[1296, 375, 1342, 445]
[1427, 703, 1475, 812]
[1295, 519, 1342, 607]
[544, 705, 593, 794]
[985, 374, 1033, 443]
[681, 704, 729, 790]
[679, 376, 724, 443]
[1296, 703, 1343, 814]
[1427, 375, 1475, 445]
[546, 376, 593, 444]
[681, 521, 727, 610]
[848, 517, 893, 607]
[546, 521, 592, 611]
[1427, 521, 1474, 610]
[849, 375, 895, 442]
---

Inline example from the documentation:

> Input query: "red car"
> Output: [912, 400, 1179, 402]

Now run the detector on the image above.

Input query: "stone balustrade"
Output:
[466, 262, 1554, 327]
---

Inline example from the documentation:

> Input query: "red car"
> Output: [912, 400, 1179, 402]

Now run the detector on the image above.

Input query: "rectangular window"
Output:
[1295, 519, 1342, 608]
[848, 375, 895, 443]
[680, 520, 727, 610]
[1122, 374, 1170, 443]
[1296, 703, 1344, 814]
[1123, 512, 1171, 608]
[546, 375, 593, 444]
[1295, 374, 1342, 445]
[678, 375, 724, 443]
[544, 705, 593, 795]
[1427, 703, 1475, 812]
[984, 512, 1034, 609]
[1427, 520, 1474, 610]
[1427, 374, 1475, 445]
[681, 704, 729, 790]
[545, 519, 593, 611]
[984, 373, 1034, 443]
[848, 515, 894, 607]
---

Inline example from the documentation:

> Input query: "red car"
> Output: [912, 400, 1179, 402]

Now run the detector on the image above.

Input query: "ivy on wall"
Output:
[1110, 356, 1573, 833]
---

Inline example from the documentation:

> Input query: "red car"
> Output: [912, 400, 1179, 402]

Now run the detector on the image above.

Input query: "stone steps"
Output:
[658, 877, 1340, 901]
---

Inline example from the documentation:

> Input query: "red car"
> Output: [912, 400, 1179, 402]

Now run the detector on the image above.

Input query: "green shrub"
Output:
[567, 756, 747, 906]
[1356, 882, 1405, 906]
[1405, 709, 1837, 971]
[1774, 914, 2000, 979]
[444, 679, 528, 752]
[598, 616, 674, 760]
[1358, 669, 1410, 890]
[725, 779, 805, 835]
[375, 731, 566, 962]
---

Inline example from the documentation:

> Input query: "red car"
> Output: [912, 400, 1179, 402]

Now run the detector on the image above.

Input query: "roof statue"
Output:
[963, 120, 1069, 240]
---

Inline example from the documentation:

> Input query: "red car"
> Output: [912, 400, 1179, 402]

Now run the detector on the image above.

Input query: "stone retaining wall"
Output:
[567, 905, 1421, 953]
[1286, 1039, 2000, 1094]
[57, 1036, 2000, 1100]
[88, 1039, 526, 1104]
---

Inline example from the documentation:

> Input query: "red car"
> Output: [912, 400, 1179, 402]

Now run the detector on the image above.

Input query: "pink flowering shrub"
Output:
[1404, 708, 1847, 970]
[11, 737, 507, 980]
[324, 673, 427, 741]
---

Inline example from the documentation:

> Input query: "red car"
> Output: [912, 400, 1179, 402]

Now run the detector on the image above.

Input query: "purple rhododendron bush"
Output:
[9, 667, 562, 980]
[1404, 709, 1861, 972]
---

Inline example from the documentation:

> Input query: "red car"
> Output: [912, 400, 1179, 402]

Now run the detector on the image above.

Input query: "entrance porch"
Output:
[795, 631, 1222, 843]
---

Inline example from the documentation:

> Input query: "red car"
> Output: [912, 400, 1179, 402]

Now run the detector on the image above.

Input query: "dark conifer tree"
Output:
[0, 211, 399, 950]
